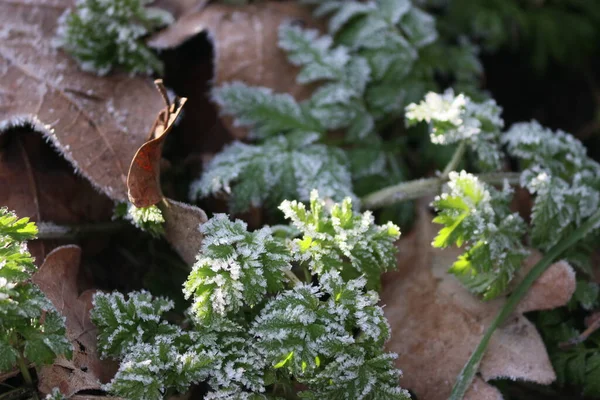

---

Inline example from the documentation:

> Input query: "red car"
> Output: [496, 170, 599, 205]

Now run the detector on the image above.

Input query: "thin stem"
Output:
[361, 172, 521, 210]
[36, 221, 127, 240]
[449, 208, 600, 400]
[441, 142, 467, 178]
[284, 269, 302, 286]
[16, 355, 38, 400]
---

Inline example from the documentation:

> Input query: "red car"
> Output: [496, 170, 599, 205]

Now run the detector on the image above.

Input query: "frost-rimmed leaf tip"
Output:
[279, 190, 400, 289]
[431, 171, 527, 299]
[406, 90, 504, 170]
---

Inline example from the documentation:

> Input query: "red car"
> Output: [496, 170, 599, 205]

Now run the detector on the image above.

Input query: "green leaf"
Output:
[56, 0, 172, 75]
[191, 133, 355, 214]
[278, 23, 348, 84]
[183, 215, 291, 323]
[279, 191, 400, 288]
[212, 82, 322, 139]
[432, 171, 527, 299]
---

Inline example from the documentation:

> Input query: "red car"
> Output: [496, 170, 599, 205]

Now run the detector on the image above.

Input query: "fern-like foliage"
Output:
[190, 132, 354, 213]
[0, 209, 71, 372]
[406, 90, 504, 170]
[503, 121, 600, 254]
[184, 214, 292, 323]
[251, 271, 408, 399]
[56, 0, 173, 75]
[92, 194, 407, 399]
[280, 190, 400, 288]
[431, 171, 528, 299]
[91, 290, 177, 358]
[193, 0, 482, 214]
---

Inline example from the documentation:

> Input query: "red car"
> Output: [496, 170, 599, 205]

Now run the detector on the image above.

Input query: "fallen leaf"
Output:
[381, 208, 576, 400]
[127, 81, 187, 208]
[126, 83, 206, 264]
[0, 127, 114, 262]
[159, 198, 207, 265]
[0, 0, 164, 201]
[33, 245, 117, 397]
[149, 1, 320, 139]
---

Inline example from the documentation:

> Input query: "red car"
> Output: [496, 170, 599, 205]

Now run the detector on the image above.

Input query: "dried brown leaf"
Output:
[127, 81, 187, 207]
[159, 198, 206, 265]
[0, 0, 164, 201]
[33, 245, 117, 397]
[149, 1, 320, 139]
[0, 128, 114, 262]
[381, 209, 576, 400]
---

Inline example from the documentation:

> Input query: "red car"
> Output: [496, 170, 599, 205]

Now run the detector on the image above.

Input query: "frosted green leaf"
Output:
[105, 335, 215, 400]
[377, 0, 411, 26]
[399, 7, 438, 48]
[406, 90, 504, 170]
[212, 82, 322, 139]
[251, 283, 353, 377]
[328, 2, 375, 34]
[279, 191, 400, 288]
[56, 0, 172, 75]
[115, 203, 165, 237]
[504, 122, 600, 253]
[184, 215, 291, 323]
[91, 290, 176, 358]
[432, 171, 528, 299]
[0, 209, 70, 373]
[300, 349, 409, 400]
[191, 133, 355, 213]
[278, 23, 349, 83]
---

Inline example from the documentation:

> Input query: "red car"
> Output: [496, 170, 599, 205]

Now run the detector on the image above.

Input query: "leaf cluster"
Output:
[191, 0, 482, 215]
[56, 0, 173, 75]
[0, 209, 71, 372]
[431, 171, 527, 299]
[280, 190, 400, 289]
[91, 194, 407, 399]
[503, 121, 600, 258]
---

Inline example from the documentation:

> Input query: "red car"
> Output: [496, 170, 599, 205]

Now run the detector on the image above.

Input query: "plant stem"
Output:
[36, 221, 127, 240]
[449, 208, 600, 400]
[361, 172, 521, 209]
[441, 142, 467, 179]
[16, 355, 38, 400]
[284, 269, 302, 286]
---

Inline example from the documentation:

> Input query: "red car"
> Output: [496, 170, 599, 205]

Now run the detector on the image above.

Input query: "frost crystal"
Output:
[432, 171, 528, 299]
[406, 90, 505, 170]
[56, 0, 173, 75]
[184, 215, 292, 323]
[279, 190, 400, 289]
